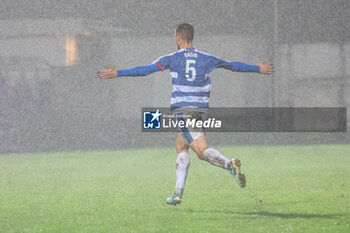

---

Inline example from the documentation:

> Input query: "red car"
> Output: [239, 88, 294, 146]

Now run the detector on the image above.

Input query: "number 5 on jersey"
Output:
[185, 60, 196, 81]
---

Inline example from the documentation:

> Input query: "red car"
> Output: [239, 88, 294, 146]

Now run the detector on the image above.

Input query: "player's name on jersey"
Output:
[184, 52, 198, 58]
[163, 118, 221, 129]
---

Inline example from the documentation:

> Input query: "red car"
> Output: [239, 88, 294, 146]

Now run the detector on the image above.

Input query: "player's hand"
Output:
[97, 65, 117, 79]
[258, 60, 274, 74]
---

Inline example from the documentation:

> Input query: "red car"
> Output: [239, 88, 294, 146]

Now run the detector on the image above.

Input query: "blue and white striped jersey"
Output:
[154, 48, 249, 113]
[117, 47, 259, 113]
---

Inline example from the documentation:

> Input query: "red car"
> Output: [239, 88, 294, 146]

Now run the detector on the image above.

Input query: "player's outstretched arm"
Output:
[258, 60, 274, 74]
[227, 60, 274, 74]
[97, 64, 161, 79]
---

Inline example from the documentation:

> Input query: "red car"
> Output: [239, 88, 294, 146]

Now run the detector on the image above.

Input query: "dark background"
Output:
[1, 0, 349, 153]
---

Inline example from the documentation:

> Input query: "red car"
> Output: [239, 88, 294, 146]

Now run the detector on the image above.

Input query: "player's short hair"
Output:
[175, 23, 194, 43]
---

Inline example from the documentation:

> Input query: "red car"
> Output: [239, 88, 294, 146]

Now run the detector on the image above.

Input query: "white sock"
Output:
[203, 148, 231, 170]
[174, 151, 190, 195]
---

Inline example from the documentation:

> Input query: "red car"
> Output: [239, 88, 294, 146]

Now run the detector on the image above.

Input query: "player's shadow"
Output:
[175, 209, 346, 219]
[232, 211, 342, 219]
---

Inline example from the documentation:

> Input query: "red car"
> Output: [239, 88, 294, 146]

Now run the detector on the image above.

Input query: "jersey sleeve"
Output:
[116, 53, 173, 77]
[214, 57, 232, 69]
[152, 54, 171, 71]
[117, 64, 161, 77]
[213, 56, 260, 73]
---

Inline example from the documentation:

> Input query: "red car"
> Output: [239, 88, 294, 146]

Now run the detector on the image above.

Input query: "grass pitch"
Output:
[0, 145, 349, 233]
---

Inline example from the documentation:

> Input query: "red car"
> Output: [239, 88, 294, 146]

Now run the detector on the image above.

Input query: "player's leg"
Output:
[166, 133, 190, 205]
[174, 133, 190, 196]
[189, 135, 246, 188]
[171, 112, 245, 190]
[189, 135, 230, 169]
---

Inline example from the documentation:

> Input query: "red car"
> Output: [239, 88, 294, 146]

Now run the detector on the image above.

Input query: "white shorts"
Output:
[175, 112, 205, 144]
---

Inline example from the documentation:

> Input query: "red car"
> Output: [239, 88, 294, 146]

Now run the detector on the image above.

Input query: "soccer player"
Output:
[97, 23, 274, 205]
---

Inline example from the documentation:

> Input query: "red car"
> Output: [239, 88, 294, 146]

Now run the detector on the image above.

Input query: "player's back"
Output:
[169, 48, 219, 85]
[154, 48, 225, 113]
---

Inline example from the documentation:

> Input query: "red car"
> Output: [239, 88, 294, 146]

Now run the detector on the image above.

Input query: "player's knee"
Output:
[177, 148, 189, 154]
[196, 152, 204, 160]
[176, 144, 189, 154]
[195, 147, 207, 160]
[190, 141, 208, 160]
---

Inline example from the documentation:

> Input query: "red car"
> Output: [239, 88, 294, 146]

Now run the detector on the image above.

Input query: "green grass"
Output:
[0, 145, 350, 233]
